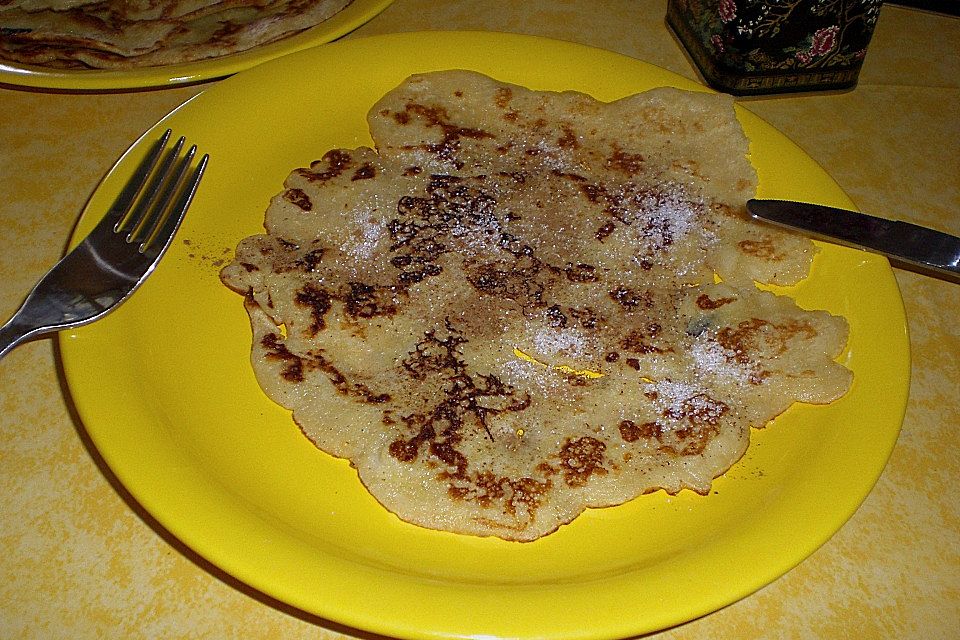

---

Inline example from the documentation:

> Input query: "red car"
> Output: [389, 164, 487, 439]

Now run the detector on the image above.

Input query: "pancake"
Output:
[0, 0, 352, 69]
[220, 70, 852, 541]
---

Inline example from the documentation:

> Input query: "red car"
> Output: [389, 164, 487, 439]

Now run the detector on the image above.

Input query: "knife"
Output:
[746, 199, 960, 280]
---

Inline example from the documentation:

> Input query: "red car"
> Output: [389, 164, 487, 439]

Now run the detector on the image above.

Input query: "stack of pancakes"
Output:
[0, 0, 351, 69]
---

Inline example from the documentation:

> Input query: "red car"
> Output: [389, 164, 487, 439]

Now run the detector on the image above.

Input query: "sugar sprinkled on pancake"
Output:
[220, 70, 851, 541]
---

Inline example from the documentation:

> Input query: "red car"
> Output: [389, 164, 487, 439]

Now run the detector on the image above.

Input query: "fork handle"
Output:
[0, 270, 113, 361]
[0, 291, 65, 360]
[0, 316, 42, 360]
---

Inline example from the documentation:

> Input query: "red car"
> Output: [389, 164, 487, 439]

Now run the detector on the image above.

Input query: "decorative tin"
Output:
[666, 0, 884, 95]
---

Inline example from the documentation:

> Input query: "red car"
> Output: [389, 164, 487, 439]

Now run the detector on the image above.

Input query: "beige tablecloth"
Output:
[1, 1, 957, 638]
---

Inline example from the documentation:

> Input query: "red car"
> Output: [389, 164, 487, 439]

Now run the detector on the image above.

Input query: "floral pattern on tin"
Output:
[673, 0, 882, 73]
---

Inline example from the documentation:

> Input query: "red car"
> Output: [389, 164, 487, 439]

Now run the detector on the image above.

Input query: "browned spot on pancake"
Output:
[717, 318, 817, 363]
[294, 279, 398, 337]
[621, 323, 669, 354]
[579, 182, 603, 204]
[498, 170, 527, 183]
[343, 281, 398, 318]
[398, 101, 496, 168]
[385, 320, 553, 516]
[606, 146, 645, 175]
[711, 202, 740, 218]
[351, 163, 376, 180]
[296, 150, 353, 182]
[261, 333, 306, 382]
[564, 262, 598, 283]
[263, 332, 392, 400]
[283, 187, 312, 211]
[398, 322, 532, 435]
[389, 424, 435, 462]
[559, 437, 607, 486]
[294, 248, 325, 273]
[664, 394, 729, 456]
[717, 319, 766, 363]
[619, 419, 663, 442]
[431, 437, 469, 476]
[671, 159, 703, 179]
[467, 261, 545, 303]
[545, 305, 568, 328]
[696, 293, 737, 309]
[596, 221, 616, 242]
[569, 306, 601, 329]
[609, 286, 653, 310]
[668, 394, 728, 426]
[557, 125, 578, 149]
[553, 170, 587, 183]
[389, 176, 488, 264]
[294, 283, 332, 336]
[506, 476, 551, 514]
[448, 473, 551, 516]
[448, 470, 504, 506]
[313, 350, 391, 404]
[738, 236, 785, 261]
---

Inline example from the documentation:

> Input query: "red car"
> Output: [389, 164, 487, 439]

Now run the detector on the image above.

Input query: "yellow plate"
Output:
[0, 0, 393, 90]
[59, 32, 909, 639]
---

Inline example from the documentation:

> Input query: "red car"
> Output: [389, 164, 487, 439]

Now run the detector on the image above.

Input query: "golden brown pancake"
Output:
[0, 0, 352, 69]
[220, 70, 851, 541]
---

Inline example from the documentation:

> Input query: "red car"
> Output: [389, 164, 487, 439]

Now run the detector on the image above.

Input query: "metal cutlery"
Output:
[0, 130, 208, 360]
[747, 198, 960, 281]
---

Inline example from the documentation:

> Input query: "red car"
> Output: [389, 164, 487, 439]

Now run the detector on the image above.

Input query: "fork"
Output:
[0, 129, 208, 360]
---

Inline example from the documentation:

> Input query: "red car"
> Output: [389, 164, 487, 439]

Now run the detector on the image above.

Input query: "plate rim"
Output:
[58, 30, 910, 640]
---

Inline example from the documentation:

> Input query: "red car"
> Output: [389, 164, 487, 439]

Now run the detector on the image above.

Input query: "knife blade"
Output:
[746, 199, 960, 280]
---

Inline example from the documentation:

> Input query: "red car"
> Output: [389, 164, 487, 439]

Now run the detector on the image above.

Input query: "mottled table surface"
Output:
[1, 2, 957, 638]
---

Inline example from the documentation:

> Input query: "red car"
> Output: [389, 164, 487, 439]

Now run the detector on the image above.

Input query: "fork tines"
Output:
[111, 129, 208, 254]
